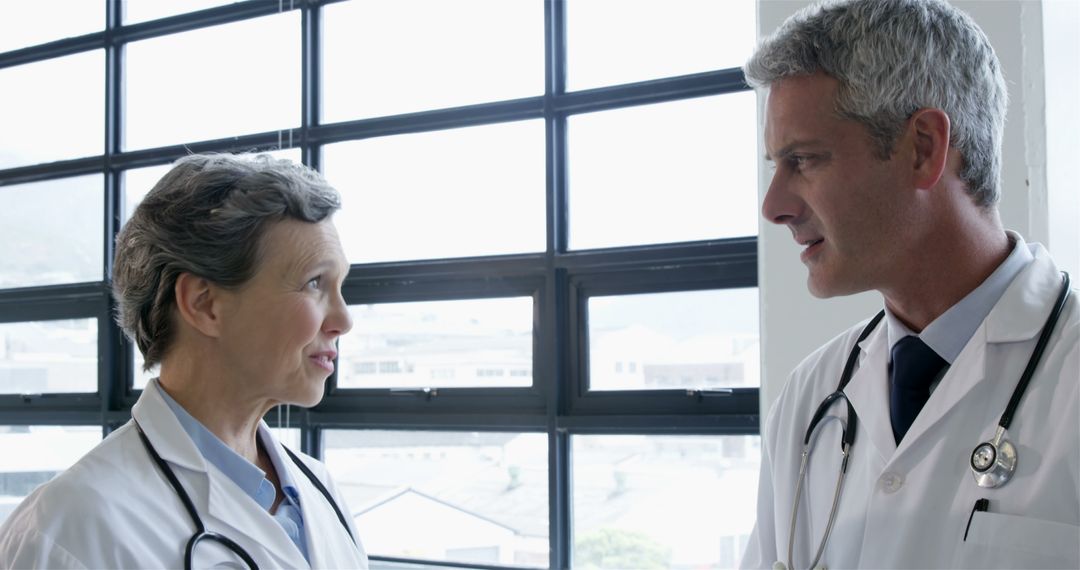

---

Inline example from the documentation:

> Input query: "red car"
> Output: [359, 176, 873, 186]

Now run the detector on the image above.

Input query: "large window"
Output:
[0, 1, 759, 568]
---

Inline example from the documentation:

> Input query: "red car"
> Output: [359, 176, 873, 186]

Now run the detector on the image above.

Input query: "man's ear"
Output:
[173, 272, 225, 338]
[909, 108, 951, 190]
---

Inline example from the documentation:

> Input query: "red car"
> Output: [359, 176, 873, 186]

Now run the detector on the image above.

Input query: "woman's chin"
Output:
[291, 381, 327, 408]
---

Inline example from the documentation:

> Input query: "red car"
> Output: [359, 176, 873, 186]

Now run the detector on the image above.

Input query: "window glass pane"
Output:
[0, 51, 104, 169]
[132, 350, 158, 392]
[569, 93, 757, 249]
[126, 13, 300, 150]
[588, 288, 759, 391]
[269, 424, 301, 450]
[567, 0, 755, 91]
[123, 0, 238, 24]
[573, 434, 760, 569]
[322, 0, 543, 122]
[0, 426, 101, 525]
[324, 430, 548, 567]
[0, 320, 98, 394]
[338, 297, 533, 389]
[0, 175, 103, 289]
[323, 121, 545, 263]
[122, 149, 302, 222]
[0, 2, 102, 53]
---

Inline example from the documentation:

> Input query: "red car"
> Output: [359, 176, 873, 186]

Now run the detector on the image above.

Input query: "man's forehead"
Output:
[765, 73, 839, 110]
[763, 74, 846, 152]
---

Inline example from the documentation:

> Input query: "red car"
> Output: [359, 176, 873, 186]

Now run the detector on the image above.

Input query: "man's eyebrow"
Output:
[764, 140, 827, 162]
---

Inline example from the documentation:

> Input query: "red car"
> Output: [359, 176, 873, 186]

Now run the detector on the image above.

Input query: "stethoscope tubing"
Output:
[786, 311, 883, 570]
[998, 272, 1070, 430]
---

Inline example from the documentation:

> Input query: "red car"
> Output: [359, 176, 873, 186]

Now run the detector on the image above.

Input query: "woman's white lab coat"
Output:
[741, 243, 1079, 569]
[0, 382, 369, 569]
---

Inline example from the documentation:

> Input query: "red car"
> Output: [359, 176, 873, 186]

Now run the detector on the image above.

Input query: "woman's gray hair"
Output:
[112, 153, 342, 369]
[744, 0, 1007, 208]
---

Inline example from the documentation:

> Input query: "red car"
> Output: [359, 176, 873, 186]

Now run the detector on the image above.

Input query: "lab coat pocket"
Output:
[958, 510, 1080, 569]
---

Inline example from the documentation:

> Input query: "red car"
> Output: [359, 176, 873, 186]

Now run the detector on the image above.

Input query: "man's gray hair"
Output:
[112, 153, 342, 369]
[744, 0, 1007, 208]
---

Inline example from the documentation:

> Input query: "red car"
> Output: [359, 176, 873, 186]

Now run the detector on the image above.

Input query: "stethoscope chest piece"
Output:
[970, 426, 1016, 488]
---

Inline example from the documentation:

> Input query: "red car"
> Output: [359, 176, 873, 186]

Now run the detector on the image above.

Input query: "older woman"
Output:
[0, 154, 368, 569]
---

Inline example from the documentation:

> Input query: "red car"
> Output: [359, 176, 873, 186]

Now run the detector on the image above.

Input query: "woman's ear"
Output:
[909, 108, 951, 191]
[173, 272, 224, 338]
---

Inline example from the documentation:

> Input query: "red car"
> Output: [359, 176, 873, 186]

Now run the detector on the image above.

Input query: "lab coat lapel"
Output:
[267, 428, 367, 568]
[983, 245, 1062, 344]
[892, 246, 1060, 456]
[841, 322, 897, 464]
[278, 443, 352, 568]
[131, 380, 209, 474]
[894, 330, 986, 454]
[204, 473, 311, 569]
[134, 381, 309, 569]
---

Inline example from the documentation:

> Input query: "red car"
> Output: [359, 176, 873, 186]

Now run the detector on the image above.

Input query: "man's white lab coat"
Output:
[0, 381, 369, 569]
[741, 243, 1079, 569]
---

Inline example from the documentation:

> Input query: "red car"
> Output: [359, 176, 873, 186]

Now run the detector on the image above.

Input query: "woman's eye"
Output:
[306, 276, 321, 290]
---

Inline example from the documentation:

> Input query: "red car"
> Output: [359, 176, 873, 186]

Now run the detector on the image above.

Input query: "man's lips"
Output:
[799, 238, 824, 262]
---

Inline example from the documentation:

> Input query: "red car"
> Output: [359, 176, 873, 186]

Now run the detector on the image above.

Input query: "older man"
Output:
[740, 1, 1079, 568]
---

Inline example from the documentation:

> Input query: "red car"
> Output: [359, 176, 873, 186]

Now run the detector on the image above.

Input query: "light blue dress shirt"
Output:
[157, 384, 310, 562]
[885, 232, 1034, 376]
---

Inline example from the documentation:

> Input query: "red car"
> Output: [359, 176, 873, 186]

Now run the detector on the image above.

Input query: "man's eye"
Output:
[306, 276, 322, 290]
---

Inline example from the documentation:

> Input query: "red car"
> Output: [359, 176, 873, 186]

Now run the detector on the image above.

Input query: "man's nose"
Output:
[761, 169, 802, 226]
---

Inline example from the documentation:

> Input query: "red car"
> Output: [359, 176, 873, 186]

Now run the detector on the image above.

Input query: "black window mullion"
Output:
[103, 0, 127, 412]
[301, 0, 321, 171]
[303, 422, 321, 460]
[300, 0, 321, 457]
[553, 69, 748, 115]
[111, 0, 290, 45]
[0, 32, 105, 71]
[546, 0, 571, 567]
[0, 409, 107, 425]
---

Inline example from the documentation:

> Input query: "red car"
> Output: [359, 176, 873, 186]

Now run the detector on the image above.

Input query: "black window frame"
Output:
[0, 1, 760, 568]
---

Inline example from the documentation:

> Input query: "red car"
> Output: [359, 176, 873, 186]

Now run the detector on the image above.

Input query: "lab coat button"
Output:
[879, 472, 904, 493]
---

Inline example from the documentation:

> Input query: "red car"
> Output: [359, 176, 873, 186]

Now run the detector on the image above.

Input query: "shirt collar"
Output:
[257, 422, 303, 501]
[886, 231, 1034, 363]
[155, 381, 300, 508]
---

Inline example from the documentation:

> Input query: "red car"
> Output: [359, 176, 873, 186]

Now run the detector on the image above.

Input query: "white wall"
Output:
[1043, 0, 1080, 279]
[756, 0, 1077, 419]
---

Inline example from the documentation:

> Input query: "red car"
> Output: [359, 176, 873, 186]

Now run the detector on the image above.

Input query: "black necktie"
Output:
[889, 335, 947, 444]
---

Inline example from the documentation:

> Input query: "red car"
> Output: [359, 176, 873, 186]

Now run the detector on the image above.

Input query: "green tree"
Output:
[575, 528, 672, 569]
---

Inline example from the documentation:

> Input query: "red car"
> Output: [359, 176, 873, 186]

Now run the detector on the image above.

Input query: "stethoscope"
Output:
[134, 421, 356, 570]
[778, 272, 1071, 570]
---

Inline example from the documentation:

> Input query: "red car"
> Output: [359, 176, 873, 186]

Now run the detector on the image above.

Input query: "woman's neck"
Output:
[156, 356, 275, 466]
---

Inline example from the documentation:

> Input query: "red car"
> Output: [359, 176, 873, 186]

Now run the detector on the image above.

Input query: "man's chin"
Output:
[807, 273, 864, 299]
